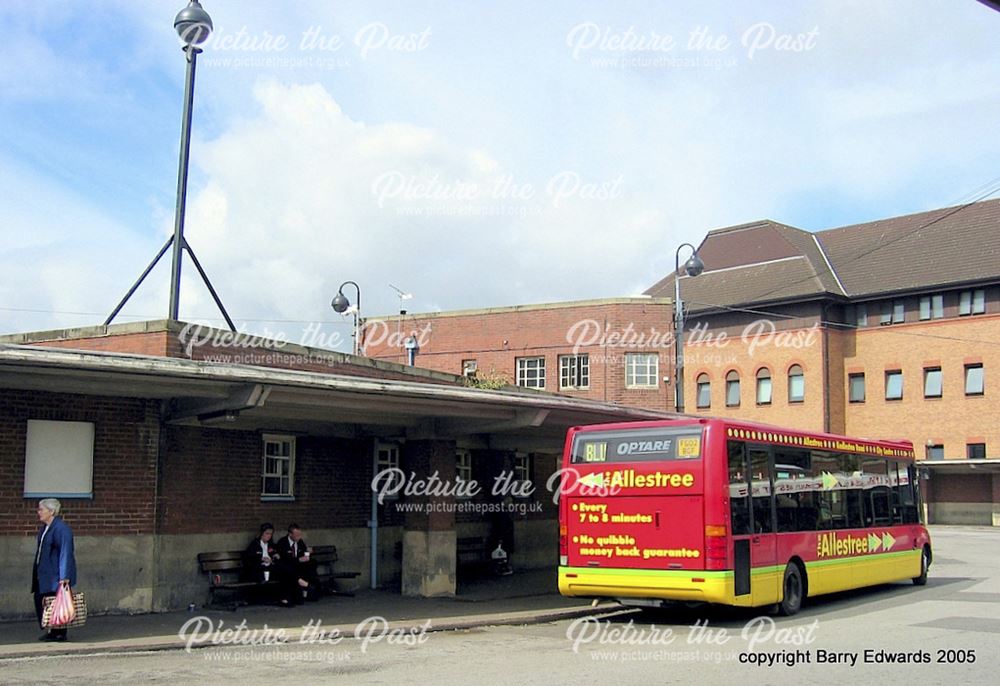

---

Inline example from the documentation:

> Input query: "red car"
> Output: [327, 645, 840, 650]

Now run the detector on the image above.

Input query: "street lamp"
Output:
[168, 0, 213, 321]
[105, 1, 235, 330]
[331, 281, 362, 355]
[673, 243, 705, 414]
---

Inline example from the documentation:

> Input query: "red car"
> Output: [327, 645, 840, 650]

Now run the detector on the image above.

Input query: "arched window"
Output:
[725, 370, 741, 407]
[756, 368, 772, 405]
[696, 373, 711, 409]
[788, 365, 805, 403]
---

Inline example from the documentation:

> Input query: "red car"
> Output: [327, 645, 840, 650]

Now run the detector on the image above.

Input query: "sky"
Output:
[1, 1, 998, 350]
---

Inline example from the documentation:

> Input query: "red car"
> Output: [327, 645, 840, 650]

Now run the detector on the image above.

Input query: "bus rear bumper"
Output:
[559, 566, 733, 604]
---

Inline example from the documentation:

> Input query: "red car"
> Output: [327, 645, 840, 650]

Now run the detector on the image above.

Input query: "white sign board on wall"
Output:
[23, 420, 95, 498]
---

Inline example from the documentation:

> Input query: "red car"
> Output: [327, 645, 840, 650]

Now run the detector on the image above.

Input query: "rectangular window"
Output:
[885, 370, 903, 400]
[965, 364, 984, 396]
[974, 289, 986, 314]
[788, 371, 805, 403]
[848, 373, 865, 403]
[377, 443, 400, 471]
[960, 289, 986, 316]
[513, 453, 531, 496]
[855, 303, 868, 327]
[967, 443, 986, 459]
[919, 295, 944, 320]
[24, 420, 95, 498]
[923, 367, 942, 398]
[516, 357, 546, 389]
[456, 449, 473, 498]
[456, 449, 472, 481]
[559, 354, 590, 390]
[927, 444, 944, 460]
[749, 447, 773, 533]
[625, 353, 658, 388]
[462, 359, 478, 378]
[881, 300, 904, 324]
[697, 378, 711, 408]
[726, 378, 740, 407]
[376, 443, 401, 500]
[728, 442, 751, 536]
[756, 376, 772, 405]
[262, 435, 295, 498]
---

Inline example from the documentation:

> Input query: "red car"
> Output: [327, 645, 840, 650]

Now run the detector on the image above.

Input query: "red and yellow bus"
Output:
[558, 418, 931, 615]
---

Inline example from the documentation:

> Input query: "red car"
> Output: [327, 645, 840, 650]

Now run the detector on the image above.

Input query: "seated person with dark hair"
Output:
[274, 523, 319, 604]
[243, 523, 278, 582]
[243, 523, 280, 603]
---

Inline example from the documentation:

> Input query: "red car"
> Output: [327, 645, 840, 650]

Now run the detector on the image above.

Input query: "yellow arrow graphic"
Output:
[868, 533, 882, 553]
[821, 471, 839, 490]
[882, 532, 896, 550]
[579, 472, 605, 488]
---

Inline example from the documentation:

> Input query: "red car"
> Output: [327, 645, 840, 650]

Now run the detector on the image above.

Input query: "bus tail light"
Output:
[705, 525, 728, 570]
[559, 524, 568, 559]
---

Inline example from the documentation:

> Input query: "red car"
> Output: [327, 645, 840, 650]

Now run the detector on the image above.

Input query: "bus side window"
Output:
[728, 441, 752, 536]
[846, 489, 864, 529]
[839, 453, 864, 528]
[749, 448, 773, 534]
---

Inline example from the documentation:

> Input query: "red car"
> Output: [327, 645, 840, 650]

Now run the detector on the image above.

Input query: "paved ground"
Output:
[0, 567, 600, 658]
[1, 526, 997, 685]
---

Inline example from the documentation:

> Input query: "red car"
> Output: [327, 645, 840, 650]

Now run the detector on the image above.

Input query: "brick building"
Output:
[0, 320, 668, 618]
[363, 298, 675, 412]
[645, 199, 1000, 525]
[365, 200, 1000, 526]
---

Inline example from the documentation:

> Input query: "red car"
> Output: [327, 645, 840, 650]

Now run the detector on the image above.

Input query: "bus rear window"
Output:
[572, 427, 703, 463]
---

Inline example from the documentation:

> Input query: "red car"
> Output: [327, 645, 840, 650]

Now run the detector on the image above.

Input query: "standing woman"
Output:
[32, 498, 77, 642]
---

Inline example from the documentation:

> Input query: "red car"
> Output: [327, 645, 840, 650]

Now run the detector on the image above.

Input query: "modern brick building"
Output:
[0, 320, 668, 617]
[367, 199, 1000, 526]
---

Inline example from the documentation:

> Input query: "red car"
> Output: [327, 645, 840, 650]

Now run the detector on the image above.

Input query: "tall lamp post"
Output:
[168, 0, 213, 321]
[331, 281, 362, 355]
[673, 243, 705, 414]
[105, 1, 235, 330]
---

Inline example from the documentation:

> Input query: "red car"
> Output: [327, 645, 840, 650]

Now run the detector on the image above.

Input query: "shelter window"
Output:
[262, 435, 295, 499]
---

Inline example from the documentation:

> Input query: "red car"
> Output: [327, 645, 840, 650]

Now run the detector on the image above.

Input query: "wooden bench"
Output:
[197, 550, 279, 607]
[309, 545, 361, 596]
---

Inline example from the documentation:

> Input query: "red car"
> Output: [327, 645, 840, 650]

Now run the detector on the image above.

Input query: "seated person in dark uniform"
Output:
[243, 523, 280, 603]
[274, 523, 319, 604]
[243, 523, 279, 582]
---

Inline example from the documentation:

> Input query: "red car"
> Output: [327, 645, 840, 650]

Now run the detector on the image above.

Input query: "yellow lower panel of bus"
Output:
[804, 549, 922, 597]
[560, 566, 733, 604]
[559, 567, 763, 606]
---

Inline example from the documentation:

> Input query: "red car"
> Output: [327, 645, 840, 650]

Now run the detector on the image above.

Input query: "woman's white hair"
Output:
[38, 498, 61, 516]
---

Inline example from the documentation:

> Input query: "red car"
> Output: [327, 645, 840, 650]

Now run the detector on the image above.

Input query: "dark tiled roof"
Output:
[645, 220, 844, 311]
[816, 198, 1000, 297]
[645, 199, 1000, 310]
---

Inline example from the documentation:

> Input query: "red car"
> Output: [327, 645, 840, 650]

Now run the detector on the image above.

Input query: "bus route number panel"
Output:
[566, 495, 704, 570]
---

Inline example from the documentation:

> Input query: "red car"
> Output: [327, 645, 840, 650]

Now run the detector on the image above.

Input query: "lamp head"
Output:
[331, 292, 350, 313]
[683, 253, 705, 278]
[175, 0, 213, 46]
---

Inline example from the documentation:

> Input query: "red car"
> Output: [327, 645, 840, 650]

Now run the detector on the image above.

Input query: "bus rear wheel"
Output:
[912, 547, 929, 586]
[779, 563, 804, 616]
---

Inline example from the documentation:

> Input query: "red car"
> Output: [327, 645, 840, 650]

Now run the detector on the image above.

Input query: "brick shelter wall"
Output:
[0, 389, 159, 536]
[158, 426, 373, 536]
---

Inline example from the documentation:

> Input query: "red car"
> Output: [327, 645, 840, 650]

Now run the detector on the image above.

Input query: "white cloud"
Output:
[173, 81, 683, 346]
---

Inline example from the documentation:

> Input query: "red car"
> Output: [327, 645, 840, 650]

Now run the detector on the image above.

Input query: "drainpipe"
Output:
[369, 438, 378, 589]
[822, 303, 831, 433]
